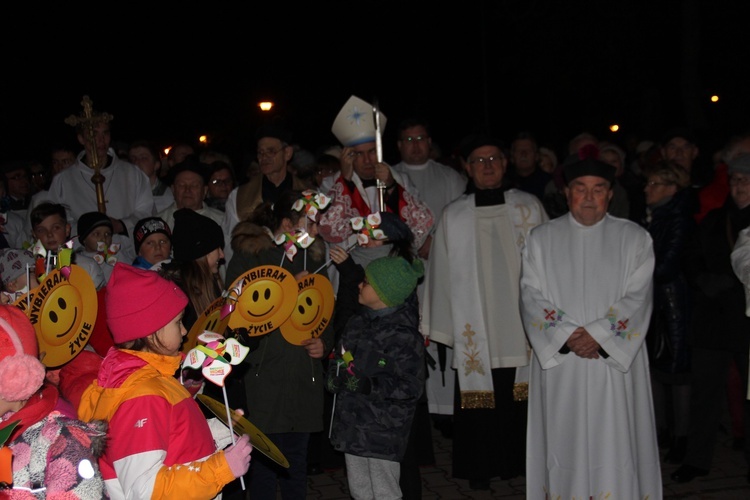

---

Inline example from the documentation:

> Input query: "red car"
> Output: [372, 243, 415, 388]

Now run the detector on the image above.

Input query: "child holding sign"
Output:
[77, 263, 251, 499]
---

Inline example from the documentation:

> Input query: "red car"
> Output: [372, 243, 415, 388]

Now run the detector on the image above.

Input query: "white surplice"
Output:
[520, 213, 662, 499]
[422, 189, 547, 406]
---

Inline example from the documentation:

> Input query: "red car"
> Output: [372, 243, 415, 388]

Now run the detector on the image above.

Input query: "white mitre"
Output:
[331, 95, 387, 147]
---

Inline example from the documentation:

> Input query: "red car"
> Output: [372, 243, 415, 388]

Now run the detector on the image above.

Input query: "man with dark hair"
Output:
[507, 131, 551, 202]
[391, 117, 467, 441]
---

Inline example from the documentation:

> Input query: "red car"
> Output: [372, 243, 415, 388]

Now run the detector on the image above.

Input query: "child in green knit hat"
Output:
[326, 245, 425, 498]
[360, 256, 424, 309]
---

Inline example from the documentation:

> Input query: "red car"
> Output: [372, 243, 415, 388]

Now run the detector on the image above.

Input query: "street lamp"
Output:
[259, 101, 274, 111]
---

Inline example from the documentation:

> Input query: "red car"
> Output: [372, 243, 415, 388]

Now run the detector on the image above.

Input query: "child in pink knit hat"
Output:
[77, 262, 252, 499]
[0, 304, 108, 497]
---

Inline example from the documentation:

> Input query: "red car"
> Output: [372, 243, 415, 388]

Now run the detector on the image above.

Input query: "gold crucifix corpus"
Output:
[64, 96, 113, 214]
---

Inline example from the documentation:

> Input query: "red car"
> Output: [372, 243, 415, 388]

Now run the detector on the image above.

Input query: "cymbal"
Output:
[197, 394, 289, 468]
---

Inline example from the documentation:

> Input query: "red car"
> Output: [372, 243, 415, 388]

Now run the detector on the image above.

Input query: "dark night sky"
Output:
[2, 1, 749, 168]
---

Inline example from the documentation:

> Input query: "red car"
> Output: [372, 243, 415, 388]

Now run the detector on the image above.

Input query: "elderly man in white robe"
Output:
[421, 133, 547, 490]
[520, 157, 662, 499]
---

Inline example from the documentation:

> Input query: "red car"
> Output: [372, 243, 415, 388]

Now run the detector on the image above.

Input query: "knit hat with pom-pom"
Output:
[0, 305, 46, 402]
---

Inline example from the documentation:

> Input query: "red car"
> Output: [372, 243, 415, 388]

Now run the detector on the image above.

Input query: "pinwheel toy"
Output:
[350, 212, 386, 245]
[182, 331, 250, 489]
[292, 189, 331, 221]
[274, 228, 314, 265]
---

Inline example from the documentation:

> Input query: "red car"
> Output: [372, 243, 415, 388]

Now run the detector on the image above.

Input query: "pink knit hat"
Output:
[106, 263, 188, 344]
[0, 305, 46, 402]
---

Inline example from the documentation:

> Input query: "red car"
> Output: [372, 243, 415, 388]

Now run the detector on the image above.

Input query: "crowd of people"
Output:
[1, 94, 750, 499]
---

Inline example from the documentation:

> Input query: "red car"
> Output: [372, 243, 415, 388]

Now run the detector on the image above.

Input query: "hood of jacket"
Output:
[78, 348, 182, 423]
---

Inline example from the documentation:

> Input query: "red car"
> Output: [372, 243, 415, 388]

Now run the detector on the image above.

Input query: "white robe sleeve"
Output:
[584, 234, 655, 372]
[421, 210, 455, 349]
[521, 217, 654, 373]
[520, 228, 580, 369]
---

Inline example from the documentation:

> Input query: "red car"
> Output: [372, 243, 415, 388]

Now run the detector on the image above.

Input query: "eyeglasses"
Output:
[211, 178, 233, 186]
[402, 135, 427, 142]
[257, 146, 286, 159]
[729, 176, 750, 186]
[468, 155, 503, 166]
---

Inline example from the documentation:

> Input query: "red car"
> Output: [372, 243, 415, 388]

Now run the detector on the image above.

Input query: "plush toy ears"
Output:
[0, 314, 45, 402]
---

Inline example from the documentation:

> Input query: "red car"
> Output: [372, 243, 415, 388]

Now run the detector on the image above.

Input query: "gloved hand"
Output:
[223, 434, 252, 478]
[181, 369, 204, 398]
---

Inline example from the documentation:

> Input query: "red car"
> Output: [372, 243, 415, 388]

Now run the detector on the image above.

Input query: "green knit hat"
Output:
[364, 257, 424, 307]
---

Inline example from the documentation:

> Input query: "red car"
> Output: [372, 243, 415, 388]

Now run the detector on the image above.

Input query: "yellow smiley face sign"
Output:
[227, 265, 298, 337]
[182, 296, 233, 354]
[15, 265, 97, 368]
[280, 273, 335, 345]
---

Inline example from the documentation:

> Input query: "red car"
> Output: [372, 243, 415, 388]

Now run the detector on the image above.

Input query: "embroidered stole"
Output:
[449, 196, 495, 409]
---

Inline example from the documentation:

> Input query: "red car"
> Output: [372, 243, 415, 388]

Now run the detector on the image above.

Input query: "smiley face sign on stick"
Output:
[15, 265, 98, 368]
[279, 273, 335, 345]
[226, 265, 298, 337]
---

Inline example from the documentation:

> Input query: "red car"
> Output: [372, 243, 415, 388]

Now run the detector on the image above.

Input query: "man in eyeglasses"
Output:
[391, 117, 467, 469]
[318, 96, 434, 272]
[421, 133, 547, 490]
[222, 124, 313, 264]
[204, 160, 236, 212]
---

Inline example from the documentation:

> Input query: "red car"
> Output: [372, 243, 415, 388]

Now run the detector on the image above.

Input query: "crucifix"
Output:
[64, 95, 113, 214]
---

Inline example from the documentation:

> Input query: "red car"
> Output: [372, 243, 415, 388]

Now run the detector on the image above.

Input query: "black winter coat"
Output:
[683, 199, 750, 352]
[327, 256, 425, 461]
[643, 189, 696, 374]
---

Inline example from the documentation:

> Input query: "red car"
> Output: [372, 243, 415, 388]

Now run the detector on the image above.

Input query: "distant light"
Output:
[609, 124, 620, 133]
[199, 135, 208, 145]
[259, 101, 274, 111]
[711, 95, 719, 103]
[164, 146, 171, 157]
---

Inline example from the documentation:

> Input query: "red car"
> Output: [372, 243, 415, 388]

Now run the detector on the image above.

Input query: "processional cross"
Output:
[64, 96, 112, 214]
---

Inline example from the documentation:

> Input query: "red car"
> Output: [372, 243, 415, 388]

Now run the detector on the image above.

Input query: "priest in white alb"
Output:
[520, 157, 662, 499]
